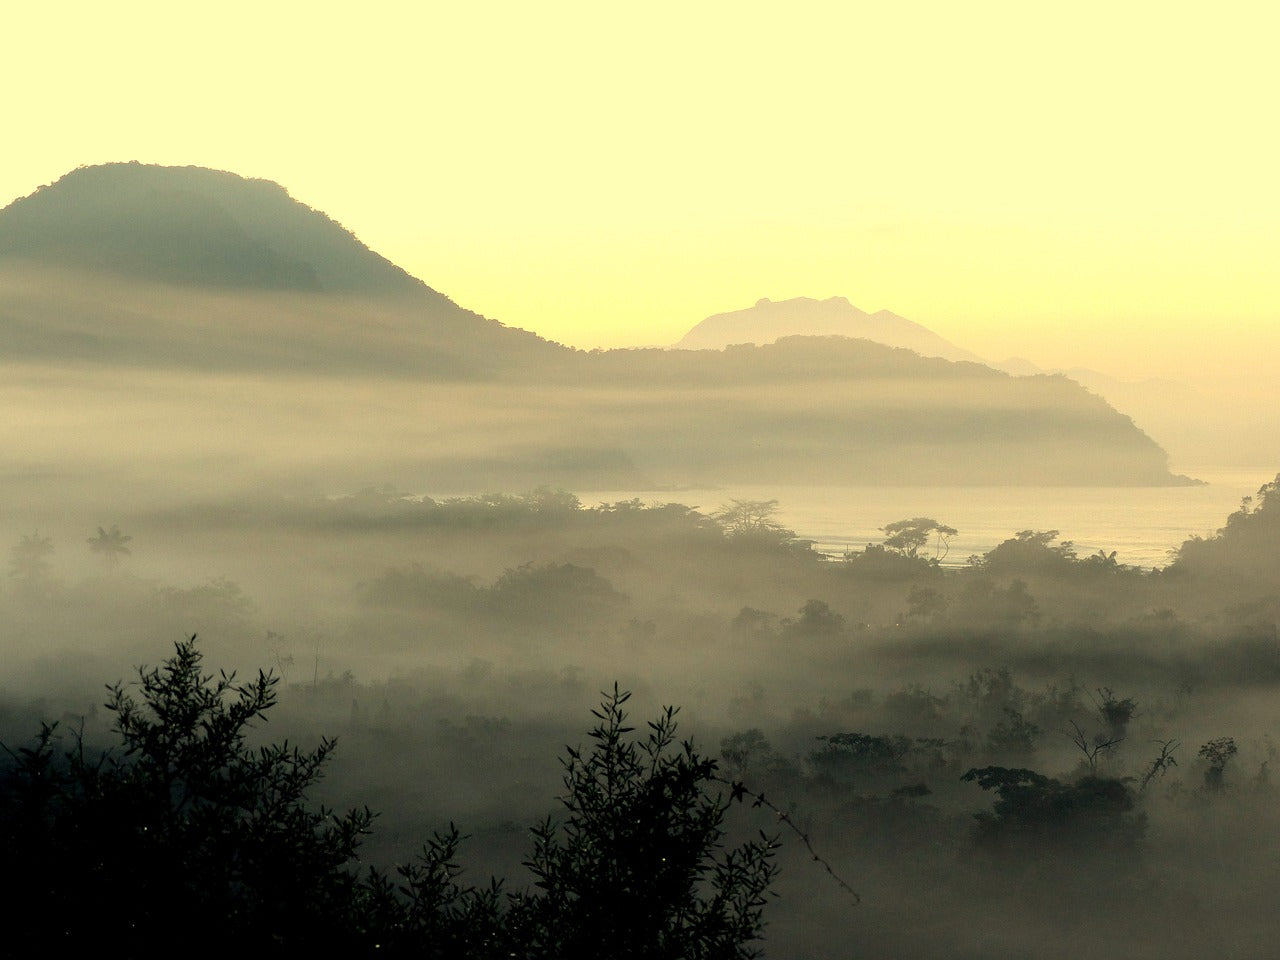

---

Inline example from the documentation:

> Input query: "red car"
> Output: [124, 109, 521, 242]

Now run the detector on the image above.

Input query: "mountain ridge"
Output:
[0, 163, 1193, 488]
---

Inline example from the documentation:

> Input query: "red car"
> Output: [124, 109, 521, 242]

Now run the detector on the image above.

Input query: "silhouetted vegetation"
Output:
[0, 638, 373, 954]
[87, 524, 133, 566]
[1, 641, 778, 959]
[960, 766, 1144, 851]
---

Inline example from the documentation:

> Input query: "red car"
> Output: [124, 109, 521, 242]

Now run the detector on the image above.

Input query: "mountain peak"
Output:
[0, 162, 426, 295]
[0, 163, 568, 375]
[675, 295, 984, 363]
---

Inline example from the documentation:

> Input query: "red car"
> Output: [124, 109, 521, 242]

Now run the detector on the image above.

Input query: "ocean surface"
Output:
[586, 471, 1276, 569]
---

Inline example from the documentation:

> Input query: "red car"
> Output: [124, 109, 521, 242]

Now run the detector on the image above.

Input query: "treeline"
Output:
[4, 478, 1278, 689]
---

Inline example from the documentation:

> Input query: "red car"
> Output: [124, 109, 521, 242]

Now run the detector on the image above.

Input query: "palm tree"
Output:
[9, 531, 54, 583]
[87, 525, 133, 566]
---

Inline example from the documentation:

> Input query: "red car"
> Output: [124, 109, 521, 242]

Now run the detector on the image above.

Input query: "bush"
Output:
[0, 636, 372, 954]
[961, 765, 1145, 852]
[0, 640, 780, 958]
[515, 686, 779, 959]
[487, 561, 626, 624]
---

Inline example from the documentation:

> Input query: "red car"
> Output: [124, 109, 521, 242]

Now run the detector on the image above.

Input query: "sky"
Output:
[3, 1, 1277, 387]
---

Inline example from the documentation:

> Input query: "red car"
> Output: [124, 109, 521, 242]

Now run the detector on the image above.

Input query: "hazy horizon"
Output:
[6, 153, 1278, 473]
[4, 8, 1279, 958]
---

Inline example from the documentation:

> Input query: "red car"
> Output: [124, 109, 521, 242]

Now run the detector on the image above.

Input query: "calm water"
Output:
[587, 471, 1275, 569]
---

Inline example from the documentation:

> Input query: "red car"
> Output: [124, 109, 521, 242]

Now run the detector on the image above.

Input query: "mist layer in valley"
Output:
[5, 478, 1280, 958]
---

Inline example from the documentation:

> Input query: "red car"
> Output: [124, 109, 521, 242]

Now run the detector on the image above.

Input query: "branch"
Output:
[713, 774, 860, 904]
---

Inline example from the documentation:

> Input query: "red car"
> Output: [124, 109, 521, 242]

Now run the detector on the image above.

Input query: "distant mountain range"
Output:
[676, 295, 986, 364]
[0, 163, 1194, 489]
[674, 296, 1184, 396]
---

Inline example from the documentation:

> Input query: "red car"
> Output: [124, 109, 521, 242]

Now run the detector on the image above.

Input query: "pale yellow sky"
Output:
[3, 1, 1277, 385]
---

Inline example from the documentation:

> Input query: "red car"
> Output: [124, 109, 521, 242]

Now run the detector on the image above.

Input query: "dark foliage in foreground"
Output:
[1, 638, 371, 954]
[0, 639, 776, 958]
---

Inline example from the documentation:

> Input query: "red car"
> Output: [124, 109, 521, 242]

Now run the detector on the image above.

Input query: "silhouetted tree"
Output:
[881, 517, 958, 561]
[7, 531, 54, 592]
[843, 541, 940, 580]
[986, 707, 1041, 760]
[781, 599, 847, 640]
[515, 686, 779, 959]
[713, 499, 784, 536]
[952, 577, 1040, 627]
[0, 636, 373, 955]
[730, 606, 779, 642]
[1199, 737, 1238, 792]
[961, 766, 1144, 851]
[1138, 739, 1180, 794]
[713, 498, 816, 554]
[981, 529, 1077, 573]
[905, 584, 948, 620]
[1093, 687, 1137, 741]
[488, 561, 625, 625]
[87, 523, 133, 566]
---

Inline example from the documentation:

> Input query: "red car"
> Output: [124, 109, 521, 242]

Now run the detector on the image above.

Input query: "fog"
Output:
[1, 250, 1196, 496]
[2, 166, 1277, 955]
[4, 465, 1279, 956]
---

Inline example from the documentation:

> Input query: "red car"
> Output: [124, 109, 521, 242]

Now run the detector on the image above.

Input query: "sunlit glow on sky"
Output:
[3, 1, 1277, 386]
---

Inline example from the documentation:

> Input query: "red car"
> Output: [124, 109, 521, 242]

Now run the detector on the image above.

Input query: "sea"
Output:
[585, 471, 1276, 570]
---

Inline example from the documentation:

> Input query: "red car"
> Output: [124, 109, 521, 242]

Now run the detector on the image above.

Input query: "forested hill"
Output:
[0, 163, 562, 375]
[0, 162, 427, 295]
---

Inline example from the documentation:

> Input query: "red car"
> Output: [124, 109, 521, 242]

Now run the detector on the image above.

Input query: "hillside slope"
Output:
[0, 163, 560, 375]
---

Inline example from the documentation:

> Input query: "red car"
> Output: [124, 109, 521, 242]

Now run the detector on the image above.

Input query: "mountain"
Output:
[0, 162, 560, 375]
[990, 357, 1226, 470]
[563, 335, 1191, 486]
[993, 357, 1197, 404]
[675, 296, 985, 363]
[672, 298, 1216, 477]
[0, 164, 1193, 492]
[0, 162, 422, 294]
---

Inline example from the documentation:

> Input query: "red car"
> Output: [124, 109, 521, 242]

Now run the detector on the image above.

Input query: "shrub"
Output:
[0, 636, 372, 954]
[515, 686, 779, 959]
[1198, 737, 1238, 792]
[961, 765, 1145, 852]
[1, 642, 780, 958]
[487, 561, 626, 624]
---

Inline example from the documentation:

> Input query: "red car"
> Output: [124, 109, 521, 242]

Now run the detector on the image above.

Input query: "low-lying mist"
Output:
[4, 475, 1279, 958]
